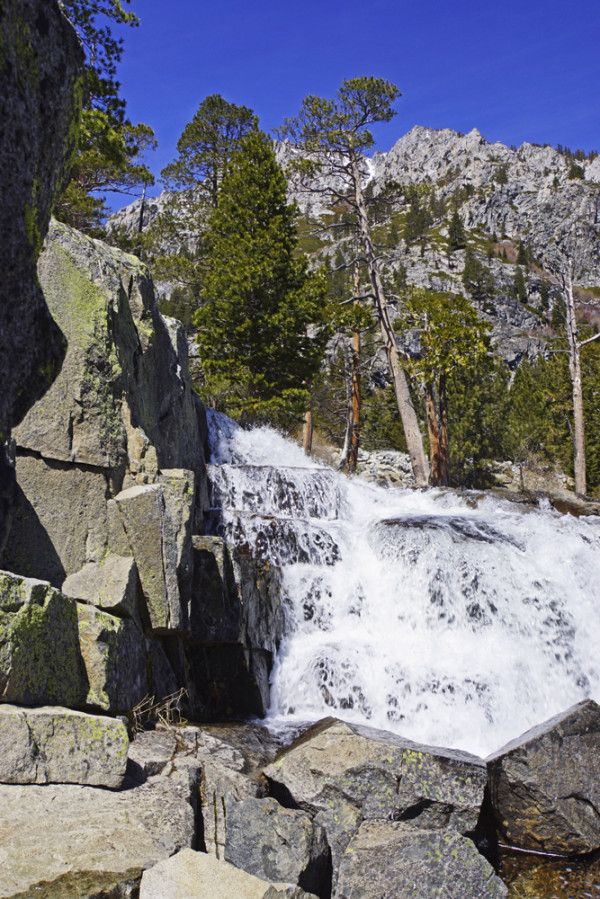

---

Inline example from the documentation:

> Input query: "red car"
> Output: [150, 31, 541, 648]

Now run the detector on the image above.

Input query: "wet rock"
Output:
[62, 554, 141, 620]
[0, 705, 128, 788]
[185, 537, 284, 718]
[0, 776, 194, 897]
[0, 0, 82, 451]
[0, 570, 87, 706]
[139, 849, 318, 899]
[224, 797, 330, 896]
[335, 820, 507, 899]
[77, 604, 148, 713]
[487, 699, 600, 854]
[264, 718, 486, 833]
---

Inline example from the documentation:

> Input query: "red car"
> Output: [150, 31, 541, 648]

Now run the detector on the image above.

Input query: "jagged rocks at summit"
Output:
[487, 699, 600, 854]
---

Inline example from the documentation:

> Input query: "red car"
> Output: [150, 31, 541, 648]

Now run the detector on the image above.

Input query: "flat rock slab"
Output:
[139, 849, 318, 899]
[0, 777, 194, 898]
[0, 705, 128, 788]
[336, 820, 507, 899]
[487, 699, 600, 854]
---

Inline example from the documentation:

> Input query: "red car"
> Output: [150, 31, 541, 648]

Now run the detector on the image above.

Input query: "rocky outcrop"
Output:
[487, 699, 600, 854]
[0, 0, 83, 554]
[0, 705, 128, 788]
[0, 0, 82, 445]
[264, 717, 488, 893]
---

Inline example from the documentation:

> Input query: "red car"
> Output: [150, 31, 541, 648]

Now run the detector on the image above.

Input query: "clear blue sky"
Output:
[114, 0, 599, 205]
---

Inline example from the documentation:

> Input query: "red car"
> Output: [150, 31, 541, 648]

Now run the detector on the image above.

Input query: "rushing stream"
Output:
[206, 411, 600, 759]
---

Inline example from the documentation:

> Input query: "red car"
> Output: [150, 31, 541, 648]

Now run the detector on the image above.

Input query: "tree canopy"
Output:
[56, 0, 155, 231]
[194, 130, 330, 428]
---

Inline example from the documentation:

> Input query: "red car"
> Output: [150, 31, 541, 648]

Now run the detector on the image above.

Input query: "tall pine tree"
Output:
[194, 130, 330, 428]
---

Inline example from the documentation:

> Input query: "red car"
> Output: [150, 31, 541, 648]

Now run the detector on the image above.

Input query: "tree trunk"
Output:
[347, 261, 361, 474]
[303, 408, 313, 457]
[563, 264, 587, 495]
[425, 383, 442, 485]
[137, 181, 147, 234]
[349, 156, 429, 486]
[438, 372, 450, 486]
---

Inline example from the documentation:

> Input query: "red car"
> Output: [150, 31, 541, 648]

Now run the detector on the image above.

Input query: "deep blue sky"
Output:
[113, 0, 599, 206]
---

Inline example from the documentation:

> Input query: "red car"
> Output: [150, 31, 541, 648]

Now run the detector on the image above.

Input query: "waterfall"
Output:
[206, 411, 600, 757]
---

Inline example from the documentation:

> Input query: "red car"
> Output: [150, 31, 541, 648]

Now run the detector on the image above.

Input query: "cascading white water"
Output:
[206, 411, 600, 757]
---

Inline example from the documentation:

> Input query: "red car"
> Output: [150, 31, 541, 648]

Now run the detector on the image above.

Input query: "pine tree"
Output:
[447, 211, 466, 251]
[194, 130, 330, 428]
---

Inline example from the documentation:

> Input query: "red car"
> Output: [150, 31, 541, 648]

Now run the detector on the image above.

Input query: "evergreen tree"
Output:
[447, 211, 466, 251]
[161, 95, 256, 208]
[512, 266, 528, 303]
[56, 0, 156, 231]
[399, 290, 491, 485]
[194, 130, 330, 428]
[516, 240, 529, 266]
[462, 247, 495, 308]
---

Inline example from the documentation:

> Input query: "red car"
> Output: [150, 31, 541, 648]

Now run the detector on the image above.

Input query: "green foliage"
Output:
[516, 240, 529, 266]
[57, 1, 155, 230]
[447, 211, 466, 251]
[462, 247, 495, 308]
[400, 289, 491, 386]
[568, 163, 585, 180]
[495, 164, 509, 186]
[193, 130, 330, 429]
[161, 95, 256, 207]
[404, 194, 433, 244]
[280, 75, 400, 157]
[511, 266, 528, 303]
[446, 355, 510, 486]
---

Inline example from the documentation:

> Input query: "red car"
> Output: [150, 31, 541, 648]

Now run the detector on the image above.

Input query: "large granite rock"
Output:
[264, 717, 487, 888]
[3, 221, 207, 587]
[77, 603, 148, 713]
[335, 820, 507, 899]
[224, 797, 330, 896]
[0, 705, 128, 788]
[487, 699, 600, 854]
[264, 718, 486, 831]
[0, 570, 86, 706]
[0, 0, 82, 447]
[139, 849, 318, 899]
[62, 554, 141, 620]
[0, 776, 194, 898]
[115, 472, 195, 633]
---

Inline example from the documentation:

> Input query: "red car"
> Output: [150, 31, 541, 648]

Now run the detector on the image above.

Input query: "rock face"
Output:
[487, 699, 600, 854]
[0, 776, 195, 898]
[224, 797, 330, 896]
[0, 571, 87, 707]
[0, 0, 82, 445]
[0, 0, 83, 554]
[139, 849, 318, 899]
[335, 820, 507, 899]
[0, 705, 128, 788]
[4, 220, 206, 589]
